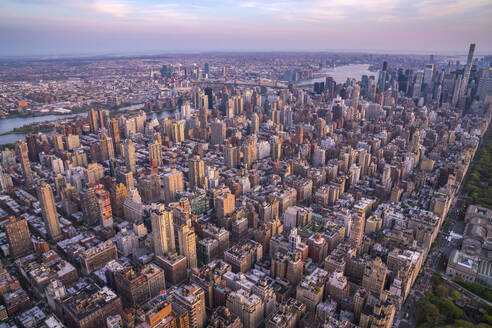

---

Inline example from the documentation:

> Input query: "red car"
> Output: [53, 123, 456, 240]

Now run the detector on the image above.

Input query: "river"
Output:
[0, 65, 375, 145]
[296, 64, 378, 86]
[0, 104, 174, 145]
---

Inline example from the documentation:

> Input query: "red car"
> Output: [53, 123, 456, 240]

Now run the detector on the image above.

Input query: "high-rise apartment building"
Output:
[112, 263, 166, 308]
[37, 181, 63, 241]
[0, 166, 13, 192]
[350, 210, 365, 251]
[148, 139, 163, 167]
[122, 170, 134, 190]
[156, 253, 188, 285]
[16, 140, 33, 185]
[96, 186, 113, 228]
[327, 270, 349, 302]
[138, 173, 162, 203]
[123, 188, 143, 223]
[224, 239, 262, 273]
[171, 284, 206, 328]
[110, 183, 128, 218]
[5, 216, 33, 258]
[353, 288, 368, 324]
[362, 257, 388, 295]
[80, 187, 99, 226]
[296, 268, 328, 312]
[216, 192, 235, 220]
[242, 139, 257, 169]
[177, 220, 198, 268]
[123, 139, 136, 174]
[211, 120, 226, 145]
[226, 289, 264, 328]
[189, 156, 205, 189]
[224, 145, 239, 169]
[26, 133, 38, 162]
[151, 204, 175, 257]
[272, 139, 282, 160]
[163, 169, 184, 203]
[53, 133, 64, 152]
[412, 71, 424, 98]
[171, 120, 186, 144]
[251, 113, 259, 134]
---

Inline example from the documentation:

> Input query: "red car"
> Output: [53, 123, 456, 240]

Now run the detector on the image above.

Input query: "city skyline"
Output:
[1, 0, 491, 56]
[0, 0, 491, 325]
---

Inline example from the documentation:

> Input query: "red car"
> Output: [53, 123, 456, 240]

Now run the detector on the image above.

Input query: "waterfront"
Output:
[0, 114, 79, 135]
[295, 64, 377, 85]
[0, 104, 173, 145]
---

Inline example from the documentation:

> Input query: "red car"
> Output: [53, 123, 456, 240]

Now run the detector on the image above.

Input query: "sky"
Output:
[0, 0, 491, 56]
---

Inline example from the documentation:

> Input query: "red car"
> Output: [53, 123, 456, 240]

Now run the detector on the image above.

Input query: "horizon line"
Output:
[0, 47, 489, 61]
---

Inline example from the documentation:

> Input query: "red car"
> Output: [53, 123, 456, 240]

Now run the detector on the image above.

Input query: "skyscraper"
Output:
[96, 186, 113, 228]
[138, 172, 162, 203]
[211, 120, 226, 145]
[294, 126, 303, 145]
[97, 109, 106, 129]
[37, 181, 63, 241]
[242, 138, 257, 169]
[461, 43, 476, 97]
[100, 133, 115, 161]
[224, 144, 239, 169]
[148, 139, 163, 167]
[81, 187, 99, 226]
[110, 118, 121, 154]
[216, 192, 235, 220]
[199, 106, 209, 129]
[151, 204, 175, 257]
[412, 71, 424, 98]
[53, 133, 64, 152]
[16, 140, 33, 185]
[272, 139, 282, 161]
[423, 64, 434, 86]
[177, 220, 198, 268]
[452, 74, 462, 106]
[110, 183, 128, 218]
[88, 108, 99, 133]
[362, 257, 387, 295]
[378, 61, 388, 92]
[163, 169, 184, 203]
[123, 188, 143, 222]
[350, 210, 365, 251]
[189, 156, 205, 189]
[123, 139, 136, 174]
[171, 120, 185, 144]
[0, 166, 13, 192]
[352, 84, 360, 110]
[251, 113, 259, 134]
[26, 133, 38, 162]
[122, 170, 134, 190]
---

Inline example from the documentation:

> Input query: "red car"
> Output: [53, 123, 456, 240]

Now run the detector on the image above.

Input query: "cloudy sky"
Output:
[1, 0, 491, 56]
